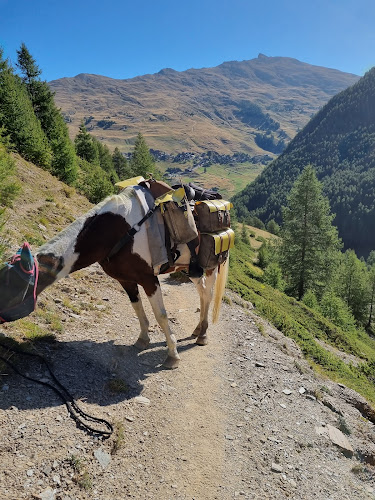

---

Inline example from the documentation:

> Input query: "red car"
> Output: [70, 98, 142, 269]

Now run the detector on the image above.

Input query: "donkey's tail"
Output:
[212, 257, 229, 324]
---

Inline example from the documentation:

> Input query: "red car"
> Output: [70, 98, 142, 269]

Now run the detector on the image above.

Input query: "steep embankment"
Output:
[0, 156, 374, 499]
[49, 55, 358, 155]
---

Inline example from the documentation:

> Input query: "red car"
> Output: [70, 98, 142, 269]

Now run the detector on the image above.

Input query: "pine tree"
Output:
[0, 52, 51, 168]
[367, 264, 375, 328]
[130, 133, 155, 177]
[266, 219, 280, 235]
[74, 122, 98, 163]
[112, 147, 132, 179]
[16, 44, 78, 184]
[280, 165, 341, 299]
[16, 43, 41, 86]
[334, 250, 369, 324]
[240, 223, 249, 244]
[92, 138, 118, 184]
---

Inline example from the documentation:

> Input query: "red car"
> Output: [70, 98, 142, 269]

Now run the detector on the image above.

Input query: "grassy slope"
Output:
[159, 161, 265, 199]
[1, 154, 92, 344]
[228, 237, 375, 405]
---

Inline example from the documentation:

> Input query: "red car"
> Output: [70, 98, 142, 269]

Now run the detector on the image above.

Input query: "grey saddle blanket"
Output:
[129, 186, 168, 275]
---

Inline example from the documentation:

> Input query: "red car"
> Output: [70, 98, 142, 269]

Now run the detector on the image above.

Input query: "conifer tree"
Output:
[92, 138, 118, 184]
[16, 44, 78, 184]
[334, 250, 369, 324]
[266, 219, 280, 235]
[130, 133, 155, 177]
[112, 147, 132, 180]
[240, 223, 249, 244]
[0, 51, 51, 168]
[366, 265, 375, 329]
[74, 122, 98, 163]
[16, 43, 41, 86]
[280, 165, 341, 299]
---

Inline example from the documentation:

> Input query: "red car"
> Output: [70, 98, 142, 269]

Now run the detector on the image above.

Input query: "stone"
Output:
[271, 463, 283, 473]
[327, 424, 354, 455]
[38, 488, 57, 500]
[94, 448, 111, 469]
[282, 389, 292, 395]
[52, 475, 61, 485]
[134, 396, 150, 405]
[298, 387, 306, 394]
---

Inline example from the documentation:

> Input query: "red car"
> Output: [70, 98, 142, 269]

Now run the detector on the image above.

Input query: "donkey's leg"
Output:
[121, 281, 150, 350]
[144, 278, 180, 369]
[190, 268, 217, 346]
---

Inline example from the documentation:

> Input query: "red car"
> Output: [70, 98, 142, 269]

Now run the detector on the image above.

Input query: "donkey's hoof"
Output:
[195, 335, 208, 346]
[134, 338, 150, 350]
[192, 325, 201, 337]
[162, 355, 180, 369]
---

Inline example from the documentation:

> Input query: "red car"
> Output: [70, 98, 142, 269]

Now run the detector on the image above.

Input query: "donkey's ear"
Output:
[20, 242, 34, 272]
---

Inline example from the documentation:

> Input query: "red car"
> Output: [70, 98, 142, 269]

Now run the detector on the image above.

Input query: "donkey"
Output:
[0, 186, 228, 369]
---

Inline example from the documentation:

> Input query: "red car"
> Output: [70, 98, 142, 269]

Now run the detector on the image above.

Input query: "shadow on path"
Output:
[0, 333, 200, 412]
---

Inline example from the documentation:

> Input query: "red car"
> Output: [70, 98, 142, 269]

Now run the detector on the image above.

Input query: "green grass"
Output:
[228, 241, 375, 405]
[160, 161, 264, 199]
[14, 319, 56, 341]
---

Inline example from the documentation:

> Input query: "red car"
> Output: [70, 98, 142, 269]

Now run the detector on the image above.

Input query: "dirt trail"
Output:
[1, 266, 375, 499]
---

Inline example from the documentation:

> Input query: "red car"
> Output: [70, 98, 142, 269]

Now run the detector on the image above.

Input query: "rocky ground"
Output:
[0, 266, 375, 500]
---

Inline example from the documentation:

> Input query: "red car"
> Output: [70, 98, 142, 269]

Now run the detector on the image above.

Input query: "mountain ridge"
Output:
[49, 55, 359, 156]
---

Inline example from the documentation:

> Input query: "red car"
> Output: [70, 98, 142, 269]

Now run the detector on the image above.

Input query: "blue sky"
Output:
[1, 0, 374, 81]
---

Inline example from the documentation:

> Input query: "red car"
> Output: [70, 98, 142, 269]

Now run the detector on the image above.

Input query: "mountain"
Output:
[49, 55, 358, 156]
[233, 67, 375, 256]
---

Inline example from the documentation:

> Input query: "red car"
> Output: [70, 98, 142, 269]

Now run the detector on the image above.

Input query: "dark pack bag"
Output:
[0, 242, 38, 323]
[198, 228, 235, 269]
[195, 199, 232, 233]
[157, 187, 198, 244]
[188, 183, 222, 201]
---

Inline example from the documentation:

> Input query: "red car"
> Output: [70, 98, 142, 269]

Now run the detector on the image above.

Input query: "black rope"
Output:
[0, 341, 113, 437]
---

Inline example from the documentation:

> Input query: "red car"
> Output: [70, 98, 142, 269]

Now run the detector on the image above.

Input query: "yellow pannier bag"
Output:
[115, 176, 145, 189]
[195, 199, 233, 233]
[198, 228, 235, 269]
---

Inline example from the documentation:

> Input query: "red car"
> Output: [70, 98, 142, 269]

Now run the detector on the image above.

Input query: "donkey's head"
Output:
[0, 242, 38, 323]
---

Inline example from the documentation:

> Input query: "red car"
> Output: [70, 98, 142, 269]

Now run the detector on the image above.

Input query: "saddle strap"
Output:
[106, 206, 157, 261]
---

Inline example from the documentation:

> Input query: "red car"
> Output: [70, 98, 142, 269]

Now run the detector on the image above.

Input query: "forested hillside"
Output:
[233, 67, 375, 256]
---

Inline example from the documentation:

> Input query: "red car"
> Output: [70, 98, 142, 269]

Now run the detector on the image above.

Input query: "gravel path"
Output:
[0, 266, 375, 499]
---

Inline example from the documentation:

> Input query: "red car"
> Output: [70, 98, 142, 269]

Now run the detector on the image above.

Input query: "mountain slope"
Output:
[233, 67, 375, 256]
[1, 153, 375, 498]
[49, 55, 358, 156]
